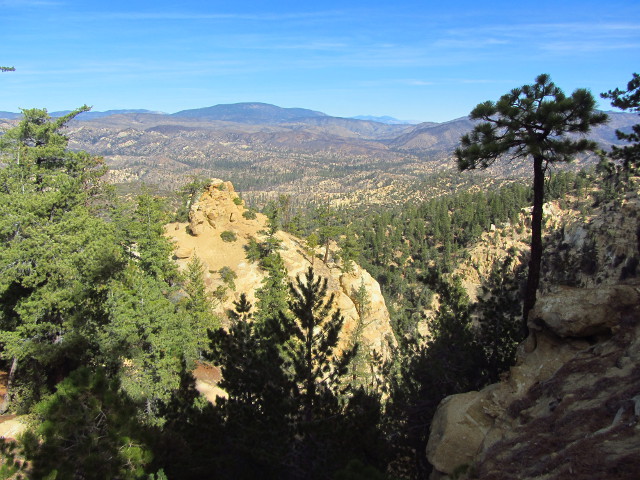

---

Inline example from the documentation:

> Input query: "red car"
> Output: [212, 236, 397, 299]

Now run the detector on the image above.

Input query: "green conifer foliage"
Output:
[180, 256, 220, 355]
[388, 276, 486, 477]
[206, 294, 293, 479]
[456, 74, 608, 330]
[21, 367, 153, 480]
[602, 73, 640, 173]
[131, 193, 178, 283]
[338, 229, 361, 274]
[0, 107, 116, 410]
[474, 253, 526, 382]
[101, 264, 193, 420]
[227, 292, 253, 323]
[253, 252, 290, 328]
[282, 267, 357, 478]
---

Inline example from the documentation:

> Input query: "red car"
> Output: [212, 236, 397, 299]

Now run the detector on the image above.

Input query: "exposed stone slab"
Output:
[530, 285, 640, 337]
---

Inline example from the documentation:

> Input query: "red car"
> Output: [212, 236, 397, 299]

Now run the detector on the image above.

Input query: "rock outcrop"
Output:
[426, 187, 640, 480]
[166, 179, 395, 357]
[426, 281, 640, 480]
[0, 416, 26, 441]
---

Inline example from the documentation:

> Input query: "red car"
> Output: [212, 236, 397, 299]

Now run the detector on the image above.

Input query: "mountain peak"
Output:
[350, 115, 418, 125]
[171, 102, 327, 124]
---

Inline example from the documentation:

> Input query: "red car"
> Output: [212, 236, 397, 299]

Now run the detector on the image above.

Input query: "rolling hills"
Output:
[1, 103, 636, 208]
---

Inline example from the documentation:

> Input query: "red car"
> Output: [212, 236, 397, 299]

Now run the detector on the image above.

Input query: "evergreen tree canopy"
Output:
[284, 267, 355, 423]
[0, 107, 114, 411]
[601, 72, 640, 172]
[0, 108, 203, 425]
[21, 367, 153, 480]
[456, 74, 608, 329]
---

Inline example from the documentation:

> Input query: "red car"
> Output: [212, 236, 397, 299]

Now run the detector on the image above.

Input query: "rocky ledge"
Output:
[426, 281, 640, 480]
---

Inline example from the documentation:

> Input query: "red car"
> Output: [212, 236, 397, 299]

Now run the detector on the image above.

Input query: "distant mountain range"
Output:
[172, 103, 327, 124]
[350, 115, 419, 125]
[0, 109, 166, 120]
[0, 103, 420, 125]
[0, 103, 636, 207]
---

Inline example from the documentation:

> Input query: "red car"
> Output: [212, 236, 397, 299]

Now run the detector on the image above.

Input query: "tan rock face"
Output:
[426, 390, 493, 474]
[174, 246, 194, 259]
[188, 179, 244, 236]
[0, 415, 26, 440]
[167, 179, 396, 358]
[426, 279, 640, 479]
[530, 284, 640, 337]
[426, 186, 640, 479]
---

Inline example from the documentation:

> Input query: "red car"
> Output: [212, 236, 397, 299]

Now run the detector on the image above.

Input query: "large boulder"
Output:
[426, 390, 494, 475]
[529, 285, 640, 337]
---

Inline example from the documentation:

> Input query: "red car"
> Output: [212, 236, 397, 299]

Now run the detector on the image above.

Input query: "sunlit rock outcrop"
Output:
[167, 179, 395, 358]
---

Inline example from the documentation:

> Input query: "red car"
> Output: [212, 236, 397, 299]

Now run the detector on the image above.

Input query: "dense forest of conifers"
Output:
[0, 73, 638, 479]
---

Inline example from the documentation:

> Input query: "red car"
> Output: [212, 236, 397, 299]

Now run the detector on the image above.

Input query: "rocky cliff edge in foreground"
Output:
[426, 283, 640, 480]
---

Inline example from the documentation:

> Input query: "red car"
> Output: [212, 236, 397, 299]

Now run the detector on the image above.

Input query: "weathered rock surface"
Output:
[427, 186, 640, 479]
[425, 280, 640, 480]
[530, 284, 640, 337]
[426, 390, 494, 474]
[167, 179, 396, 358]
[0, 416, 26, 440]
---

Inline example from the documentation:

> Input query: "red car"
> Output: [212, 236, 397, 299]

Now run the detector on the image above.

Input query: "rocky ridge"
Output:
[166, 179, 396, 357]
[426, 186, 640, 479]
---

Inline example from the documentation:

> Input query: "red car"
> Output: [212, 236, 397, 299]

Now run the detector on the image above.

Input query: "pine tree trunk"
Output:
[522, 155, 545, 336]
[323, 241, 330, 264]
[305, 333, 314, 425]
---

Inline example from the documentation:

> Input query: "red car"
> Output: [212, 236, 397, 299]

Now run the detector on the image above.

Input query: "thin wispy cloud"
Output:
[76, 10, 343, 22]
[433, 38, 510, 49]
[540, 41, 640, 53]
[2, 1, 638, 121]
[358, 79, 436, 87]
[440, 21, 640, 49]
[0, 0, 62, 6]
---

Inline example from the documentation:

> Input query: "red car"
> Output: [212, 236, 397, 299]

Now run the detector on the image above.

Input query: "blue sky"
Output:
[1, 0, 639, 122]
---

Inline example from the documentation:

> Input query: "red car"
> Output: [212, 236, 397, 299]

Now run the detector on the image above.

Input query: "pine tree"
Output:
[181, 256, 219, 356]
[456, 74, 608, 331]
[601, 72, 640, 173]
[101, 263, 200, 421]
[474, 252, 526, 382]
[206, 294, 293, 479]
[253, 252, 290, 329]
[282, 267, 357, 478]
[338, 229, 361, 274]
[0, 106, 115, 411]
[227, 293, 253, 323]
[21, 367, 153, 480]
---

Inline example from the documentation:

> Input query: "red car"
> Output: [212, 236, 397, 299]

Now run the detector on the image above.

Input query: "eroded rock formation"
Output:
[427, 281, 640, 479]
[167, 179, 395, 357]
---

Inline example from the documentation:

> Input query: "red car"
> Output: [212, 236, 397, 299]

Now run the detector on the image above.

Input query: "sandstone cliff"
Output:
[426, 188, 640, 480]
[456, 188, 640, 302]
[166, 179, 395, 357]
